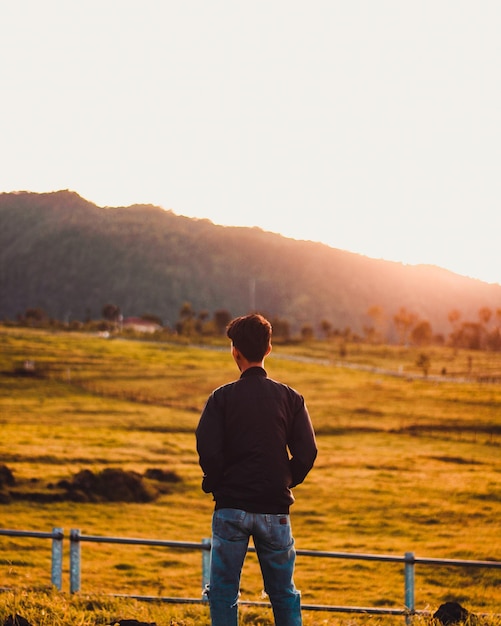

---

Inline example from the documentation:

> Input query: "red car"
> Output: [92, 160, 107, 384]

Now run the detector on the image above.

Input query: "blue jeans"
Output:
[207, 508, 302, 626]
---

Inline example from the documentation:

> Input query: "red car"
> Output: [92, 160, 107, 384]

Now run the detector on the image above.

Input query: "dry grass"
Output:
[0, 327, 500, 625]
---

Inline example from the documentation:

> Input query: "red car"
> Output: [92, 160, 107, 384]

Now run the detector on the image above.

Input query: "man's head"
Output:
[226, 314, 272, 364]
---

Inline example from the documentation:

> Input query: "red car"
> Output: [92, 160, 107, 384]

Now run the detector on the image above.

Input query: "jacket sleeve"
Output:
[288, 395, 317, 488]
[195, 392, 225, 493]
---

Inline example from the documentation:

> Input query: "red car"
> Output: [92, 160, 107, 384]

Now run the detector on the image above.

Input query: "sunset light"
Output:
[1, 1, 500, 284]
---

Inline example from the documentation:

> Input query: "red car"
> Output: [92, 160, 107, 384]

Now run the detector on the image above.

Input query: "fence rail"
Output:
[1, 527, 500, 619]
[0, 527, 64, 591]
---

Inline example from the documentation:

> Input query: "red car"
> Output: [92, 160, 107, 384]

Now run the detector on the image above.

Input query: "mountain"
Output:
[1, 190, 500, 337]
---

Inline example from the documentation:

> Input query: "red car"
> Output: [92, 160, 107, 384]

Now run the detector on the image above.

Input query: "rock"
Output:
[3, 614, 33, 626]
[433, 601, 471, 625]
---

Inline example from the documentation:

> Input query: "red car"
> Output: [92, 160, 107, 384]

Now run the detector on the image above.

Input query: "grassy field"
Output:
[0, 326, 500, 625]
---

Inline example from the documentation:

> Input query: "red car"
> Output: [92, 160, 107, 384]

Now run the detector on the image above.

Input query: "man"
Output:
[196, 313, 317, 626]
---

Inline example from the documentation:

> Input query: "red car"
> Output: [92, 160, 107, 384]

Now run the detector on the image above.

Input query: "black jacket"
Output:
[196, 366, 317, 513]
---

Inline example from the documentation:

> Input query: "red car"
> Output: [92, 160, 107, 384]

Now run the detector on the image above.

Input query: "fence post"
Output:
[50, 527, 64, 590]
[69, 529, 81, 593]
[404, 551, 415, 623]
[202, 537, 211, 597]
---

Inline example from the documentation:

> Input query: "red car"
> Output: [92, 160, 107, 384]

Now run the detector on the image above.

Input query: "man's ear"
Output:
[265, 342, 272, 357]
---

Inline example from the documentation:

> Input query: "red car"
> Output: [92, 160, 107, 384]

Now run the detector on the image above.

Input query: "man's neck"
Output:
[238, 358, 264, 373]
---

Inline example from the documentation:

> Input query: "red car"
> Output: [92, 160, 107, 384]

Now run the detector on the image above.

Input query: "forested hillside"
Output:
[1, 190, 500, 339]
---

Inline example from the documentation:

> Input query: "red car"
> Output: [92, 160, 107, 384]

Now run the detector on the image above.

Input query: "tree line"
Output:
[8, 301, 501, 352]
[358, 304, 501, 351]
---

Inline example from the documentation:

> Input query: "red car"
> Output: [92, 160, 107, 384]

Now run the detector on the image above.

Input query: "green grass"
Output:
[1, 326, 500, 625]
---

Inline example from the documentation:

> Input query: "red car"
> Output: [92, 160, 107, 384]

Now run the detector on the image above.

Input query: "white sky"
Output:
[1, 1, 500, 285]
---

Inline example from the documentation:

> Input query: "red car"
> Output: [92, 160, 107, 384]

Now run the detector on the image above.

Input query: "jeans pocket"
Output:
[263, 514, 294, 550]
[212, 508, 247, 541]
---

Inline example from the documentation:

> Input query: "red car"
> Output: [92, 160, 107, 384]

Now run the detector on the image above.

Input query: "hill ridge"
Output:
[1, 190, 500, 337]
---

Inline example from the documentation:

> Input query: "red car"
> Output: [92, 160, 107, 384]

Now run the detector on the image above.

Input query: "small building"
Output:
[122, 317, 162, 334]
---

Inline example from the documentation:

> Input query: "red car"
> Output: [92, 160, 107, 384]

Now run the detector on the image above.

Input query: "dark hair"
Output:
[226, 314, 272, 362]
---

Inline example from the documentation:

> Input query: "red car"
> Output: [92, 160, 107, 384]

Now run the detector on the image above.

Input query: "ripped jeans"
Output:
[206, 508, 302, 626]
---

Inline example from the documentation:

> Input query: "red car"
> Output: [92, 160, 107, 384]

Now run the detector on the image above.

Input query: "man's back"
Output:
[196, 365, 317, 514]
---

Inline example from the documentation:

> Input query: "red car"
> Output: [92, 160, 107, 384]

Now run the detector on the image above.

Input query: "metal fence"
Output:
[1, 527, 500, 619]
[0, 527, 64, 591]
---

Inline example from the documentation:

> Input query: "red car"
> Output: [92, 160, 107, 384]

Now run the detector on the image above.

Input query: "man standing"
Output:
[196, 314, 317, 626]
